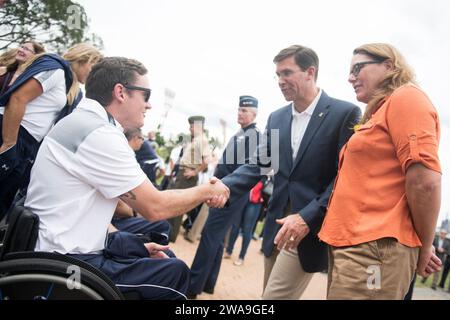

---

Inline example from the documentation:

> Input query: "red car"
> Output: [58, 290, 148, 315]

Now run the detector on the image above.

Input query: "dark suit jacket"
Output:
[433, 236, 450, 261]
[215, 123, 260, 179]
[222, 91, 361, 272]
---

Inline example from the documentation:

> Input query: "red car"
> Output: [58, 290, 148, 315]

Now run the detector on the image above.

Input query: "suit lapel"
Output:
[290, 92, 330, 174]
[279, 105, 293, 170]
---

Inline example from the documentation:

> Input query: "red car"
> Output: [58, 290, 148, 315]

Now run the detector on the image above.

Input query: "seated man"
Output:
[24, 57, 229, 300]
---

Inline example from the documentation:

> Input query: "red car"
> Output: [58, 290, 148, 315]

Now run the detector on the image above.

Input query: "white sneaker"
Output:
[233, 259, 244, 266]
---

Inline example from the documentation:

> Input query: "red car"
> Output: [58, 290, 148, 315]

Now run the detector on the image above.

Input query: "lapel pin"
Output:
[319, 112, 324, 117]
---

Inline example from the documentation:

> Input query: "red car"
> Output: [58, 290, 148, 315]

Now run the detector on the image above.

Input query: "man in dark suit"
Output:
[221, 45, 361, 299]
[435, 229, 450, 291]
[421, 229, 450, 290]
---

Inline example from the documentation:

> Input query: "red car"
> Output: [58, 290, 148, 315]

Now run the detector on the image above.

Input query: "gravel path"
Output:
[171, 232, 327, 300]
[171, 230, 450, 300]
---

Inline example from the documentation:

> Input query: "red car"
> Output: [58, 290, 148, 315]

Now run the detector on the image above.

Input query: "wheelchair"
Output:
[0, 206, 129, 300]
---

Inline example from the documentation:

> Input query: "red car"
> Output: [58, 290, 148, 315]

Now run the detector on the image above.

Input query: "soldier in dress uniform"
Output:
[187, 95, 261, 298]
[167, 115, 211, 242]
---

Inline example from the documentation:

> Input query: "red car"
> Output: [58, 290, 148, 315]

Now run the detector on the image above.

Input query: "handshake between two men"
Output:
[205, 176, 230, 208]
[118, 175, 230, 224]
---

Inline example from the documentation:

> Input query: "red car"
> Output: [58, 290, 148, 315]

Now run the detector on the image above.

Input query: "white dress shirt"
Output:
[438, 238, 444, 250]
[291, 89, 322, 160]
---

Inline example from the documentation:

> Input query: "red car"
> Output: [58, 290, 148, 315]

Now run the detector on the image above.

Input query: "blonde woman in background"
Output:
[0, 41, 45, 94]
[0, 42, 101, 219]
[55, 43, 103, 122]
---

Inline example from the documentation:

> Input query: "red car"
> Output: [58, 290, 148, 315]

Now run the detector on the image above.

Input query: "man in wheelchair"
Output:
[0, 57, 229, 300]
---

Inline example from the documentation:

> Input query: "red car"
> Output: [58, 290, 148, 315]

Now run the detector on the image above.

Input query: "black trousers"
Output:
[0, 115, 39, 220]
[71, 231, 190, 299]
[439, 257, 450, 289]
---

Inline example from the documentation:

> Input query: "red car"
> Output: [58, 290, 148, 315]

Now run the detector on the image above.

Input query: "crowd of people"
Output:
[0, 40, 445, 300]
[420, 229, 450, 292]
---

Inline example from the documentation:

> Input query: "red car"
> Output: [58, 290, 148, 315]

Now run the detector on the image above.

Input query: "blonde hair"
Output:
[0, 48, 18, 68]
[353, 43, 416, 124]
[63, 43, 103, 105]
[19, 43, 102, 105]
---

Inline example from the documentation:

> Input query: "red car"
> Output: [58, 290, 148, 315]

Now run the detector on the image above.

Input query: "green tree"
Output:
[0, 0, 103, 53]
[209, 136, 222, 151]
[155, 131, 166, 147]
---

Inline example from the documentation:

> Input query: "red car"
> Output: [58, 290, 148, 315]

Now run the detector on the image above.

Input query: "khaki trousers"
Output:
[167, 168, 198, 242]
[262, 248, 314, 300]
[185, 203, 209, 242]
[327, 238, 419, 300]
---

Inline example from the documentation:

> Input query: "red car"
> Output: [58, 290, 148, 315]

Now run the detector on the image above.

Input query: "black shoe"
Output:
[203, 287, 214, 295]
[187, 293, 197, 300]
[431, 285, 437, 290]
[183, 234, 194, 243]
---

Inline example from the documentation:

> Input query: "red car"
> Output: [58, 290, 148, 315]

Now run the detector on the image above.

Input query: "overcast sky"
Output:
[77, 0, 450, 224]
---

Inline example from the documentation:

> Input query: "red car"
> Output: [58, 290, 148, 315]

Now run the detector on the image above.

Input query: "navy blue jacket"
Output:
[54, 89, 83, 124]
[222, 91, 361, 272]
[135, 140, 159, 183]
[0, 54, 72, 107]
[215, 122, 260, 179]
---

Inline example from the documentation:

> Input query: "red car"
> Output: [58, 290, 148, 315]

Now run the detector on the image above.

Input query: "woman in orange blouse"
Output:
[318, 43, 442, 299]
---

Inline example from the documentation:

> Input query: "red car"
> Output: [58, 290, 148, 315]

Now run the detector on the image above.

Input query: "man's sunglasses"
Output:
[122, 84, 151, 102]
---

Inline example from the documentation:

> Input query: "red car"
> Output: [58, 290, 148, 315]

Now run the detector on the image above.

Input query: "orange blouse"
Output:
[318, 85, 441, 248]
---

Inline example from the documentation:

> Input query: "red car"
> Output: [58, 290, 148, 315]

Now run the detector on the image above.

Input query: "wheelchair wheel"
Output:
[0, 257, 123, 300]
[0, 273, 104, 300]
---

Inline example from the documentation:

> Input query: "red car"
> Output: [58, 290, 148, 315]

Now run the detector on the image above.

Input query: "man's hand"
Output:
[206, 177, 230, 208]
[183, 168, 197, 178]
[417, 245, 442, 277]
[274, 213, 310, 251]
[144, 242, 170, 259]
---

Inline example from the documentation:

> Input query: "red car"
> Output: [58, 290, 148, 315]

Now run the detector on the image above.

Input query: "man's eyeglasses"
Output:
[350, 61, 383, 77]
[122, 84, 151, 102]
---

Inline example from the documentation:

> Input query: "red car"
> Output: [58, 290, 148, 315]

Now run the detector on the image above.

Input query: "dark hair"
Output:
[85, 57, 147, 107]
[124, 127, 142, 141]
[27, 40, 45, 55]
[273, 45, 319, 81]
